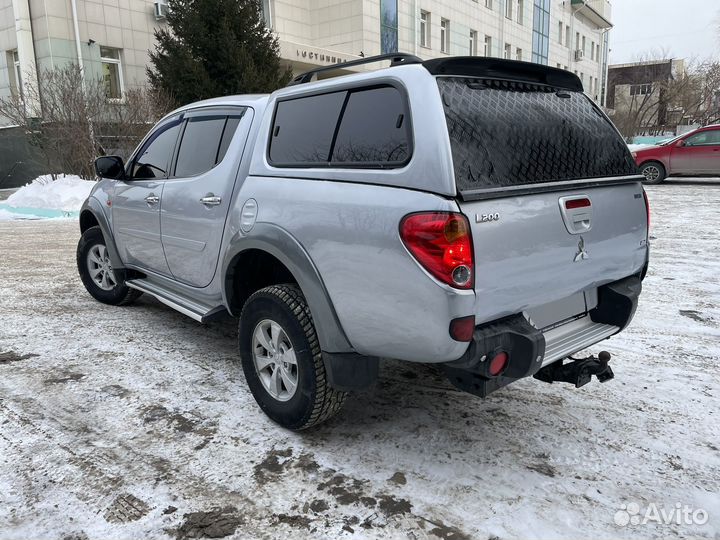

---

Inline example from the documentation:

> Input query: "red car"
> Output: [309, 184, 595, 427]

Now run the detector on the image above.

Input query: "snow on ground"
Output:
[4, 174, 94, 213]
[0, 180, 718, 540]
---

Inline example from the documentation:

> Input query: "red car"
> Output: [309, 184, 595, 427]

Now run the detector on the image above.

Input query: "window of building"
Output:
[590, 40, 595, 60]
[174, 115, 244, 177]
[516, 47, 523, 61]
[380, 0, 399, 53]
[100, 46, 123, 99]
[469, 30, 478, 55]
[420, 11, 430, 48]
[485, 0, 493, 9]
[269, 86, 411, 167]
[440, 19, 449, 53]
[575, 32, 580, 51]
[558, 22, 563, 44]
[9, 49, 22, 97]
[132, 120, 182, 179]
[504, 43, 512, 59]
[630, 84, 653, 97]
[505, 0, 512, 19]
[516, 0, 524, 24]
[531, 0, 550, 65]
[484, 35, 493, 56]
[596, 43, 600, 62]
[581, 35, 586, 54]
[566, 25, 571, 48]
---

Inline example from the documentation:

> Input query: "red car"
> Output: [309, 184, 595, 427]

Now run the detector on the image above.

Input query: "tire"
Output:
[77, 226, 142, 306]
[640, 161, 666, 184]
[239, 284, 347, 430]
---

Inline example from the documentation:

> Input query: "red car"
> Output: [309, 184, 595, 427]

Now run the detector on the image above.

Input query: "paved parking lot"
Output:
[0, 180, 718, 539]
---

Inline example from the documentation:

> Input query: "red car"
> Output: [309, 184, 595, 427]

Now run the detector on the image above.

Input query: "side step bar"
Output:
[126, 279, 226, 323]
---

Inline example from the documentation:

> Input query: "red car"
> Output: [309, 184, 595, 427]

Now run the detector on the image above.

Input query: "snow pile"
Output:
[627, 143, 653, 152]
[5, 175, 95, 212]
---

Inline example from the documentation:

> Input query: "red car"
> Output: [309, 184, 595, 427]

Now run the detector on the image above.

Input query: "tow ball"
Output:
[534, 351, 614, 388]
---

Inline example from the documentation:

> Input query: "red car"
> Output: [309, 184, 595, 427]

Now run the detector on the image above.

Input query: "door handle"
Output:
[145, 194, 160, 205]
[199, 195, 222, 206]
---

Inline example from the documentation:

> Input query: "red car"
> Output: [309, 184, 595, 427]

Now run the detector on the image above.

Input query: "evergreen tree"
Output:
[148, 0, 291, 106]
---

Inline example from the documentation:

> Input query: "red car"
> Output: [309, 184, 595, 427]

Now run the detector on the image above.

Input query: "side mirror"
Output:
[95, 156, 126, 179]
[676, 140, 686, 148]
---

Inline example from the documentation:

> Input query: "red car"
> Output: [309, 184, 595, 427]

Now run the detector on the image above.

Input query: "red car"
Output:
[632, 125, 720, 183]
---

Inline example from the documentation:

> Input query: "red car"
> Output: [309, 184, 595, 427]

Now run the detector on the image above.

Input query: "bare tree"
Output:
[0, 63, 172, 179]
[610, 54, 720, 139]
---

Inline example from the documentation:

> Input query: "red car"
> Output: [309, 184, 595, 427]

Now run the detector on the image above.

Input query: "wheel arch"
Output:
[79, 198, 124, 269]
[222, 224, 353, 354]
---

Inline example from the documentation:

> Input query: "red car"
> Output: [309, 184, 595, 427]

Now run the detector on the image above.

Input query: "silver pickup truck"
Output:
[77, 54, 649, 430]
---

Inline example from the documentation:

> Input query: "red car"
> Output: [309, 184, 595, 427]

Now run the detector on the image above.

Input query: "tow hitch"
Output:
[534, 351, 614, 388]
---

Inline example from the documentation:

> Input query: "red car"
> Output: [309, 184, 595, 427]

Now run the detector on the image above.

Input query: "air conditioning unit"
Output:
[574, 49, 585, 61]
[154, 1, 169, 20]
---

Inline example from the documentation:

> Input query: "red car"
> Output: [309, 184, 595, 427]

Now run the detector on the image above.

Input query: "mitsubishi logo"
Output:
[574, 237, 589, 262]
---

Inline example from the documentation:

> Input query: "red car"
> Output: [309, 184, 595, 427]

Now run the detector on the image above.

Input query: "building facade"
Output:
[0, 0, 612, 112]
[607, 59, 688, 137]
[272, 0, 612, 103]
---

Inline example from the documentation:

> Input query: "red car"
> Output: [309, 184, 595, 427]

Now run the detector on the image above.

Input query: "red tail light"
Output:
[642, 188, 650, 231]
[399, 212, 474, 289]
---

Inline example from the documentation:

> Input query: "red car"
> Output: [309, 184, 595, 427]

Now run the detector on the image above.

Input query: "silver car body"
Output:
[81, 62, 648, 368]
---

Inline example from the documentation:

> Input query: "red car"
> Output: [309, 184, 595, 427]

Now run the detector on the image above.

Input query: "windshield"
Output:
[437, 77, 640, 193]
[659, 133, 688, 146]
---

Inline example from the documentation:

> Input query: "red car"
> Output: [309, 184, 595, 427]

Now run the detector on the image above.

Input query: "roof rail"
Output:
[287, 52, 423, 86]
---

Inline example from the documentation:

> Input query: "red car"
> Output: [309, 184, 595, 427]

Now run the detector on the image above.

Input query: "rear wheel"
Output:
[239, 284, 346, 430]
[77, 226, 142, 305]
[640, 161, 666, 184]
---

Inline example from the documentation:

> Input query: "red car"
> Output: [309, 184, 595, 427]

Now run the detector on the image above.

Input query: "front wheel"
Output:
[640, 161, 666, 184]
[77, 226, 142, 305]
[239, 284, 346, 430]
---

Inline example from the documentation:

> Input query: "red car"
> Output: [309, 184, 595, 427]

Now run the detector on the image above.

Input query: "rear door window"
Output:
[437, 77, 639, 194]
[268, 85, 411, 167]
[174, 117, 227, 177]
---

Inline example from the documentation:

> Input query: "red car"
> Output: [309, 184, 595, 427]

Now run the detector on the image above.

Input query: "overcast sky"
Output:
[609, 0, 720, 64]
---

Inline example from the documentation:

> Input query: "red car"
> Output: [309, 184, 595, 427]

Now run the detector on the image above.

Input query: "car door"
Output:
[112, 116, 182, 275]
[670, 129, 720, 175]
[160, 107, 252, 287]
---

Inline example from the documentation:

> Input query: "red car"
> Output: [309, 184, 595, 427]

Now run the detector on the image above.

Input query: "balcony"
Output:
[571, 0, 613, 29]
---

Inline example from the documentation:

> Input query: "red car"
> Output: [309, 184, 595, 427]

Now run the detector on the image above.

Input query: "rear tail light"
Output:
[488, 351, 509, 376]
[642, 188, 650, 231]
[399, 212, 474, 289]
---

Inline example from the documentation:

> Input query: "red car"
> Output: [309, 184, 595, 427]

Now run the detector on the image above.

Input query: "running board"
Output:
[542, 316, 618, 367]
[125, 279, 226, 323]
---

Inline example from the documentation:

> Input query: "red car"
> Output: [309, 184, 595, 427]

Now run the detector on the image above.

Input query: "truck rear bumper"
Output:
[443, 275, 641, 397]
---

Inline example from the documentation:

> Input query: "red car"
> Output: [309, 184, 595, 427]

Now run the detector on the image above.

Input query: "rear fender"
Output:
[221, 223, 353, 353]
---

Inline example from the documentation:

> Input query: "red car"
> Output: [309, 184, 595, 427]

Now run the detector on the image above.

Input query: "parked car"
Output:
[632, 125, 720, 183]
[77, 55, 649, 430]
